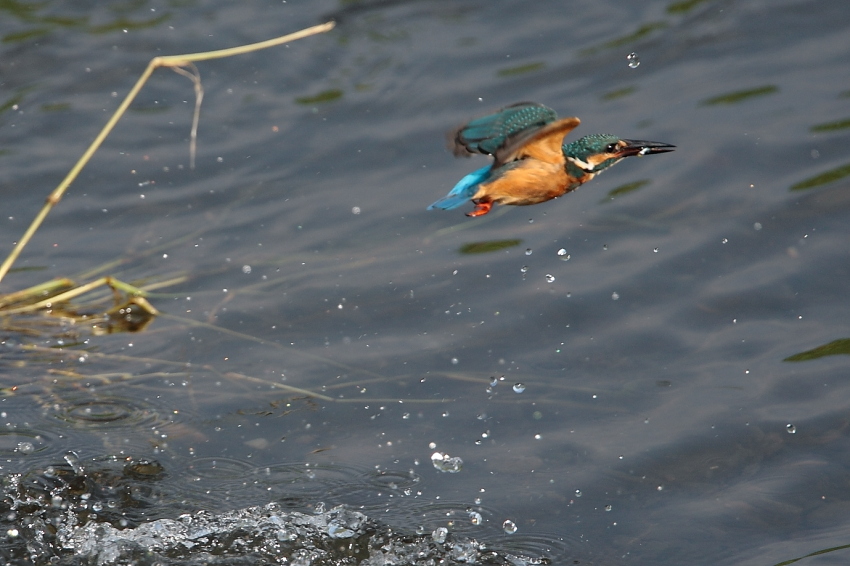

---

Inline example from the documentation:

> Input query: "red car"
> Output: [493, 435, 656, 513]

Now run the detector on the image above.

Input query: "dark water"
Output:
[2, 0, 850, 564]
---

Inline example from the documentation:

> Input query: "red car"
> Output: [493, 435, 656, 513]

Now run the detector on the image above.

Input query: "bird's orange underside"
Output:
[471, 117, 585, 208]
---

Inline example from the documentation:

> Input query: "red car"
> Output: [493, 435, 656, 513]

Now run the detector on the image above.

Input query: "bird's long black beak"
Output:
[618, 139, 676, 157]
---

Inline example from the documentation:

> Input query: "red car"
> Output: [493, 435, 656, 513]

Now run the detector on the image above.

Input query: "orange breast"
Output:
[473, 160, 579, 206]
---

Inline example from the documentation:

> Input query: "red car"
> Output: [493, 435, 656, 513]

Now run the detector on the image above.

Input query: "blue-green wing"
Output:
[449, 102, 557, 158]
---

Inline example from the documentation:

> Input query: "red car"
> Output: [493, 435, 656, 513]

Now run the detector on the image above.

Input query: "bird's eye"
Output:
[606, 142, 619, 153]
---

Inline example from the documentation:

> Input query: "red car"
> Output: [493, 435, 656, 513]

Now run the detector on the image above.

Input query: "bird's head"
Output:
[562, 134, 675, 178]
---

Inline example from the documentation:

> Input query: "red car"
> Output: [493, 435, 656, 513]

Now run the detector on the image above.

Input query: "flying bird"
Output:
[428, 102, 675, 217]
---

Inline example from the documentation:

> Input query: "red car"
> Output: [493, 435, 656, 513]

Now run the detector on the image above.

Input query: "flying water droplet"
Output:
[512, 383, 526, 393]
[468, 511, 483, 525]
[612, 292, 620, 300]
[520, 266, 529, 273]
[786, 423, 796, 434]
[502, 520, 517, 534]
[431, 452, 463, 473]
[16, 442, 34, 455]
[432, 526, 448, 544]
[525, 248, 533, 256]
[627, 52, 640, 68]
[64, 451, 84, 475]
[557, 249, 570, 261]
[545, 274, 555, 283]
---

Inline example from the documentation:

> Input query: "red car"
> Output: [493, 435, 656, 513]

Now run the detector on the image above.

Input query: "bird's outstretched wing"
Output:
[503, 116, 581, 166]
[449, 102, 557, 159]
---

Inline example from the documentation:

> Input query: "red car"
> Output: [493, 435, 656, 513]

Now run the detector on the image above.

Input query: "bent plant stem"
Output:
[0, 21, 335, 288]
[0, 276, 156, 315]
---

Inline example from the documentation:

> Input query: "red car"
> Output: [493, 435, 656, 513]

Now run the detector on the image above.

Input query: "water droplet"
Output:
[722, 238, 729, 244]
[545, 274, 555, 283]
[575, 489, 582, 497]
[469, 511, 483, 525]
[64, 451, 84, 475]
[754, 222, 762, 230]
[525, 248, 533, 255]
[520, 266, 528, 273]
[611, 292, 620, 300]
[603, 244, 608, 250]
[431, 452, 463, 473]
[489, 376, 498, 387]
[557, 249, 571, 261]
[627, 52, 640, 68]
[512, 383, 526, 393]
[786, 423, 796, 434]
[451, 357, 459, 365]
[502, 520, 518, 534]
[605, 504, 612, 512]
[352, 206, 361, 215]
[328, 521, 355, 538]
[432, 526, 448, 544]
[653, 247, 659, 253]
[16, 442, 34, 455]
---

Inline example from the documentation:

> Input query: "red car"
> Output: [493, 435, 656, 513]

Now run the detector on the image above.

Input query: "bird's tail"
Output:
[428, 166, 490, 210]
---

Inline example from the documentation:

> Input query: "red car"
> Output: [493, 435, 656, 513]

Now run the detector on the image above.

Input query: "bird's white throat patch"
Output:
[566, 156, 595, 172]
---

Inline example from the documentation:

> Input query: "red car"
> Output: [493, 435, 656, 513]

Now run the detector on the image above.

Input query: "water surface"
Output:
[2, 0, 850, 564]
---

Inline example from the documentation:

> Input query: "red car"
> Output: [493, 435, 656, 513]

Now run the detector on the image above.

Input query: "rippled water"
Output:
[2, 0, 850, 564]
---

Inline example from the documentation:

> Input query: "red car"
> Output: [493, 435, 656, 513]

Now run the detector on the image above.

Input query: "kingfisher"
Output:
[428, 102, 675, 217]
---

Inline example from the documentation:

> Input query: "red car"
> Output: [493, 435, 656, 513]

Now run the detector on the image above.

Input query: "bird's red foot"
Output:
[466, 202, 492, 217]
